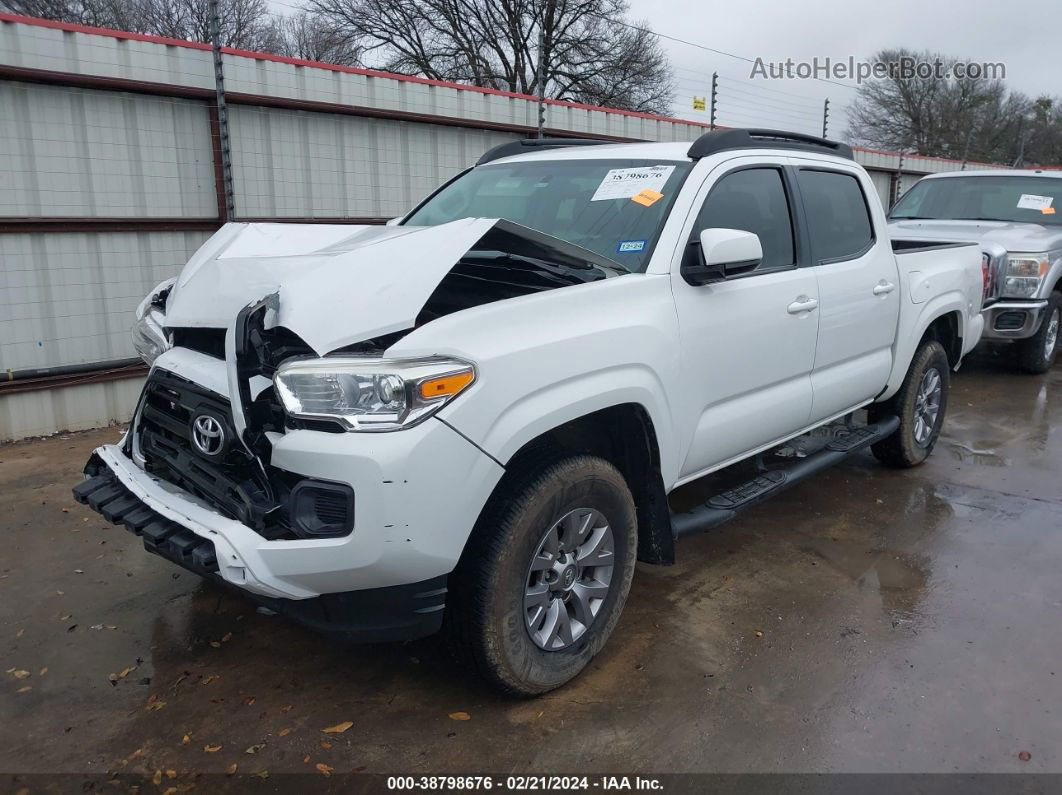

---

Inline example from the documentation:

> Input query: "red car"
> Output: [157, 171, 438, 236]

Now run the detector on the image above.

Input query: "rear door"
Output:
[671, 156, 820, 479]
[791, 163, 901, 422]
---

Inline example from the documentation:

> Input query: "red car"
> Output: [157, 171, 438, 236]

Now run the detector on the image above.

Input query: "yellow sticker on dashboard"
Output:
[631, 188, 664, 207]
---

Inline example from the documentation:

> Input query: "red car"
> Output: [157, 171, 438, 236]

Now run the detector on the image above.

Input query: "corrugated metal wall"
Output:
[0, 12, 1011, 440]
[230, 106, 520, 219]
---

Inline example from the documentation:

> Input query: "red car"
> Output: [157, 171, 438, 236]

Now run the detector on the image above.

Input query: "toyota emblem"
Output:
[191, 414, 225, 457]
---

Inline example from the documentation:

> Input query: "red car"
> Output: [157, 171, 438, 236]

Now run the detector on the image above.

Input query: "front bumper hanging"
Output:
[74, 455, 448, 643]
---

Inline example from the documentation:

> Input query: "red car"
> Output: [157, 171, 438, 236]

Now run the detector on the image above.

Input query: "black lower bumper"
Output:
[74, 454, 447, 643]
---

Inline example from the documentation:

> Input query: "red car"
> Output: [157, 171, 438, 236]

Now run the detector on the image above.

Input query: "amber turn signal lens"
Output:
[419, 370, 474, 400]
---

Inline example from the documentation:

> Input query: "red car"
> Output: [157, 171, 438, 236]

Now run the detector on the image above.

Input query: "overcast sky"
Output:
[626, 0, 1062, 138]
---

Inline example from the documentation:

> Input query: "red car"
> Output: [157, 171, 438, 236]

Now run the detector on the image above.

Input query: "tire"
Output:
[870, 339, 950, 468]
[446, 455, 637, 696]
[1015, 292, 1061, 374]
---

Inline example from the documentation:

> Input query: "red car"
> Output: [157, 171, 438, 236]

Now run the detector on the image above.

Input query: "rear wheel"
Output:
[871, 339, 950, 468]
[1015, 293, 1061, 374]
[447, 455, 637, 696]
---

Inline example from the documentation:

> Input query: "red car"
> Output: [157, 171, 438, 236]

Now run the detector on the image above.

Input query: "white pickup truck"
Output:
[74, 129, 984, 695]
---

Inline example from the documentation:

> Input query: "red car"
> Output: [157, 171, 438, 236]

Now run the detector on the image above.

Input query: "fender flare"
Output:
[881, 292, 969, 400]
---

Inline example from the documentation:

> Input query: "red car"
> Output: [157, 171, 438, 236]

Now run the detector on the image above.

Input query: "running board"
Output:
[670, 416, 900, 538]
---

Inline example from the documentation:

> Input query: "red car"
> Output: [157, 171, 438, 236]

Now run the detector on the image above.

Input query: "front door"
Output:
[671, 159, 820, 480]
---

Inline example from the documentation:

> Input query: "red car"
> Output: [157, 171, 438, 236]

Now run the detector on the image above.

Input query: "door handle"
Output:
[787, 296, 818, 314]
[873, 280, 896, 296]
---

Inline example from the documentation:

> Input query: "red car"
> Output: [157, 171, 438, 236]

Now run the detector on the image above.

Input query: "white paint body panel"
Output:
[97, 143, 984, 599]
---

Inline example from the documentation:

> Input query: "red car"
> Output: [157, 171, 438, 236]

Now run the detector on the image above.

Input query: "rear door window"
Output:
[798, 170, 875, 263]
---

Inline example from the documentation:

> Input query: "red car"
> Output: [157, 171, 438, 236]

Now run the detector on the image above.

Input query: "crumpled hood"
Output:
[164, 218, 501, 354]
[163, 218, 622, 356]
[889, 219, 1062, 252]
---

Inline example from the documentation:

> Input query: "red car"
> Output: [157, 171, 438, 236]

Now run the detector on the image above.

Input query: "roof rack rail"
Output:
[688, 128, 854, 161]
[477, 138, 614, 165]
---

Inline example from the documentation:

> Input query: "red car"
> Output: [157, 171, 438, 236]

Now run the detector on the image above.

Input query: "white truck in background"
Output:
[75, 129, 985, 695]
[890, 169, 1062, 372]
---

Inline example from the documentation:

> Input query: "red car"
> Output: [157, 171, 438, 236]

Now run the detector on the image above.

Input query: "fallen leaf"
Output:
[226, 763, 238, 775]
[201, 675, 218, 685]
[245, 744, 265, 754]
[203, 744, 222, 753]
[322, 721, 352, 734]
[163, 789, 177, 795]
[59, 615, 71, 621]
[320, 741, 333, 750]
[118, 666, 137, 679]
[146, 699, 167, 711]
[221, 632, 233, 643]
[242, 695, 256, 706]
[62, 507, 70, 513]
[17, 686, 32, 693]
[15, 629, 23, 638]
[316, 763, 334, 777]
[152, 770, 162, 786]
[165, 770, 177, 779]
[448, 711, 471, 721]
[302, 755, 311, 764]
[181, 734, 191, 746]
[253, 770, 269, 779]
[281, 704, 294, 713]
[209, 642, 221, 648]
[755, 630, 764, 638]
[12, 670, 30, 680]
[105, 625, 117, 630]
[278, 728, 292, 737]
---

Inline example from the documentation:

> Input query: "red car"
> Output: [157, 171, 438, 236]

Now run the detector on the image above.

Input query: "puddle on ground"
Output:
[946, 441, 1009, 467]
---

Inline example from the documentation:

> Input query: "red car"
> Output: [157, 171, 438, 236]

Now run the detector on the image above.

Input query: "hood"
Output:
[164, 218, 623, 355]
[888, 218, 1062, 252]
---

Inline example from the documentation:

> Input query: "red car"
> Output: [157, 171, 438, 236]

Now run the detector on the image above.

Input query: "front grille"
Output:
[136, 369, 289, 537]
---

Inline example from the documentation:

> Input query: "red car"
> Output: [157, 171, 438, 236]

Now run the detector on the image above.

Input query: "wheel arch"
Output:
[881, 298, 968, 401]
[477, 403, 675, 567]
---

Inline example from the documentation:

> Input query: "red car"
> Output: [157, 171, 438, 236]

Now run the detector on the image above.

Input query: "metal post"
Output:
[893, 149, 906, 207]
[210, 0, 236, 221]
[822, 98, 830, 139]
[536, 25, 546, 139]
[709, 72, 718, 131]
[960, 126, 975, 170]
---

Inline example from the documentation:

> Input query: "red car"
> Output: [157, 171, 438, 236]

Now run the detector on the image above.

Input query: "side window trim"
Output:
[685, 163, 802, 279]
[794, 166, 877, 265]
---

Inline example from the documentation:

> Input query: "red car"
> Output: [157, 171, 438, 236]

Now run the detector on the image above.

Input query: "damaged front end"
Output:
[100, 218, 623, 542]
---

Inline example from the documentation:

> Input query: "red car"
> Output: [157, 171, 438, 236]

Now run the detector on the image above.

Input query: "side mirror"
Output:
[682, 228, 763, 285]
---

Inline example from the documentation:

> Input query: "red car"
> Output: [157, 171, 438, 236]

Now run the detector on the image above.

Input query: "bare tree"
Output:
[305, 0, 674, 114]
[845, 47, 1035, 164]
[1, 0, 276, 48]
[262, 9, 362, 65]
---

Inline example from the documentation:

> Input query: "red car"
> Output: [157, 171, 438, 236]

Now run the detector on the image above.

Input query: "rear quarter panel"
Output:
[882, 243, 984, 399]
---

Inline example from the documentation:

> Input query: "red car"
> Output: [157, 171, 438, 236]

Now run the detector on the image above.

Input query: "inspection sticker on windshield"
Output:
[1017, 193, 1054, 211]
[591, 165, 675, 201]
[617, 240, 646, 253]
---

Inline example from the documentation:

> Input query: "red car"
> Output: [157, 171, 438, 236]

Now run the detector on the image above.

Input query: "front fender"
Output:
[387, 274, 684, 487]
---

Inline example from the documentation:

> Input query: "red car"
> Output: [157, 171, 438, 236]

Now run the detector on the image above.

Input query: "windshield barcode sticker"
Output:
[1017, 194, 1054, 211]
[591, 165, 675, 201]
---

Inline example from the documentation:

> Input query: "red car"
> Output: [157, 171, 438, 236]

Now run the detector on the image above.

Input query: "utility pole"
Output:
[209, 0, 236, 220]
[535, 25, 546, 139]
[821, 98, 830, 139]
[709, 72, 718, 131]
[1012, 118, 1027, 168]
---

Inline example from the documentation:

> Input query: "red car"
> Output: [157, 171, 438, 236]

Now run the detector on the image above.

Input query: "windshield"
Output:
[891, 175, 1062, 225]
[403, 158, 693, 271]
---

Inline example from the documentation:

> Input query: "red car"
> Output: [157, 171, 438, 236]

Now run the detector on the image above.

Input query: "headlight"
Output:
[274, 356, 476, 432]
[1002, 253, 1051, 298]
[131, 279, 174, 366]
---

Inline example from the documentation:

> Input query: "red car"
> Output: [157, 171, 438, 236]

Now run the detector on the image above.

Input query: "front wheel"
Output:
[870, 339, 950, 468]
[1015, 293, 1061, 374]
[447, 455, 637, 696]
